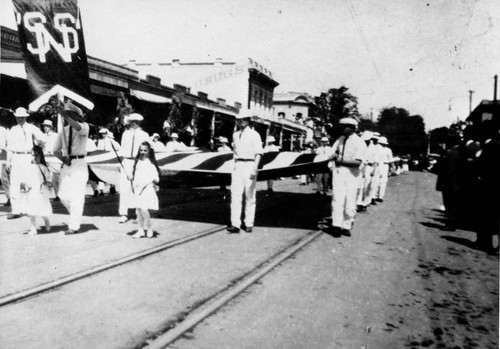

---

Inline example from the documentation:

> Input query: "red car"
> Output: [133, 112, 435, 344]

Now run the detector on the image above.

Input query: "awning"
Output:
[130, 88, 172, 104]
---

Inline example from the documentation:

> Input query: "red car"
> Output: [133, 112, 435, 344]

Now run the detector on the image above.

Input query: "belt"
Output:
[123, 157, 135, 160]
[235, 158, 254, 162]
[367, 163, 374, 166]
[13, 151, 31, 154]
[69, 155, 85, 159]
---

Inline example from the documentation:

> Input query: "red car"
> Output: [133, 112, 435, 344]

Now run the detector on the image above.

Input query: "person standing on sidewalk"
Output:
[375, 136, 393, 202]
[19, 145, 52, 236]
[131, 141, 160, 239]
[0, 121, 11, 207]
[227, 112, 263, 234]
[53, 101, 90, 235]
[118, 114, 150, 223]
[96, 128, 119, 195]
[328, 117, 367, 237]
[6, 107, 45, 220]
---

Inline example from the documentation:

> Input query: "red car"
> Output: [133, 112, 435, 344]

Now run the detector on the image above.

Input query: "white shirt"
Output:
[53, 122, 89, 156]
[7, 123, 45, 153]
[365, 143, 378, 165]
[232, 126, 263, 160]
[165, 140, 188, 152]
[0, 126, 7, 150]
[120, 128, 150, 158]
[331, 133, 367, 163]
[151, 140, 167, 153]
[97, 136, 120, 152]
[264, 144, 280, 152]
[379, 146, 393, 164]
[217, 144, 231, 152]
[42, 131, 58, 154]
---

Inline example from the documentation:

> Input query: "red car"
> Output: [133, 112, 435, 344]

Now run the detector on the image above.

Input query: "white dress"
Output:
[132, 159, 159, 210]
[19, 163, 52, 217]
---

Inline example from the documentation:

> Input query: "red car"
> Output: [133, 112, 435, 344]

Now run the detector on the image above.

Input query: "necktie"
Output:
[341, 137, 348, 162]
[130, 132, 135, 158]
[68, 126, 73, 156]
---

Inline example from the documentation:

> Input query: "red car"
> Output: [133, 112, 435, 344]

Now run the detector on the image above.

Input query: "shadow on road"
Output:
[441, 235, 477, 250]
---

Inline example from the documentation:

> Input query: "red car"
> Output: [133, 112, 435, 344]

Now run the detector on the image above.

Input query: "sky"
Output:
[1, 0, 499, 130]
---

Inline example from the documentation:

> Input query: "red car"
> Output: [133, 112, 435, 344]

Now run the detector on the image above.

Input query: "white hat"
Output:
[371, 132, 381, 139]
[99, 128, 109, 134]
[152, 133, 160, 139]
[14, 107, 29, 117]
[235, 112, 253, 119]
[128, 113, 144, 121]
[379, 136, 389, 145]
[361, 131, 373, 141]
[321, 136, 329, 142]
[219, 136, 228, 143]
[171, 132, 179, 138]
[63, 101, 84, 121]
[339, 117, 358, 127]
[42, 119, 53, 127]
[266, 135, 276, 143]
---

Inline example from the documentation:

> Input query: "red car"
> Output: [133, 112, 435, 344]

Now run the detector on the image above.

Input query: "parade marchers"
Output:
[0, 94, 498, 255]
[1, 96, 401, 241]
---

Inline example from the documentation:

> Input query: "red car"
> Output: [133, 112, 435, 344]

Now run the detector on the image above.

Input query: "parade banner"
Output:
[0, 150, 330, 189]
[12, 0, 91, 100]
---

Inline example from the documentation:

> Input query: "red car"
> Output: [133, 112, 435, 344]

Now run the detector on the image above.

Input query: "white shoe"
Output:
[132, 230, 145, 239]
[146, 229, 154, 238]
[118, 215, 128, 223]
[27, 229, 38, 236]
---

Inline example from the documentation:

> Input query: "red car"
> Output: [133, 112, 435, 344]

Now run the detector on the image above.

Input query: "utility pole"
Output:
[468, 90, 475, 114]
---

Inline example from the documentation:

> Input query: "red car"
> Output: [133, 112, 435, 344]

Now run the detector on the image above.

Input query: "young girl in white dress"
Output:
[20, 145, 52, 236]
[130, 141, 160, 238]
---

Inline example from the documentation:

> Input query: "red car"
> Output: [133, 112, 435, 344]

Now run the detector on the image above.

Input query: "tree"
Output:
[377, 107, 427, 156]
[313, 86, 360, 139]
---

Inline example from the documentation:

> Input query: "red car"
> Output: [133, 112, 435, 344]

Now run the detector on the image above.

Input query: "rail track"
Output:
[0, 182, 328, 348]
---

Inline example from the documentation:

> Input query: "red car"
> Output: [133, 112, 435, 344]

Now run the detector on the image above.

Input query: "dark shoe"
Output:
[227, 226, 240, 234]
[357, 205, 363, 213]
[93, 190, 98, 197]
[98, 190, 104, 196]
[371, 199, 377, 205]
[244, 226, 253, 233]
[109, 186, 117, 195]
[7, 214, 21, 220]
[4, 199, 11, 207]
[64, 229, 79, 235]
[267, 188, 273, 193]
[376, 198, 384, 202]
[315, 191, 321, 195]
[341, 229, 351, 237]
[53, 196, 60, 202]
[326, 226, 342, 237]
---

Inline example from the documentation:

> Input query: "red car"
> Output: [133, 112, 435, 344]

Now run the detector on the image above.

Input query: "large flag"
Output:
[11, 0, 91, 100]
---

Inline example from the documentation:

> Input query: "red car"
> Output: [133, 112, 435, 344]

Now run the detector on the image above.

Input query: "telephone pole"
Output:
[468, 90, 475, 114]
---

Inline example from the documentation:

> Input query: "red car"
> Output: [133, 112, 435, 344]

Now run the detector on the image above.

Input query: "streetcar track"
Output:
[142, 230, 323, 349]
[0, 225, 227, 307]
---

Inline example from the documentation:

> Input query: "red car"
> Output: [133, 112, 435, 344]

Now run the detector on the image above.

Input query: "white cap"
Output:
[171, 132, 179, 138]
[42, 119, 53, 127]
[152, 133, 160, 139]
[379, 136, 389, 145]
[14, 107, 29, 117]
[339, 117, 358, 127]
[99, 128, 109, 134]
[219, 136, 228, 143]
[128, 113, 144, 121]
[371, 132, 381, 139]
[361, 131, 373, 141]
[321, 136, 329, 142]
[266, 135, 276, 143]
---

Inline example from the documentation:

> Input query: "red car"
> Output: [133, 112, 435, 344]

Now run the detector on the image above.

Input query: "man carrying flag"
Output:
[53, 100, 89, 235]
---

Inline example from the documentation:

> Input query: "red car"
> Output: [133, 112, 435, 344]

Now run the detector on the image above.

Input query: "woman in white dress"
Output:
[130, 141, 160, 238]
[20, 145, 52, 235]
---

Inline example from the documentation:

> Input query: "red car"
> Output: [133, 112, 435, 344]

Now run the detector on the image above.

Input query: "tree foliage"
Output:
[313, 86, 360, 138]
[377, 107, 427, 156]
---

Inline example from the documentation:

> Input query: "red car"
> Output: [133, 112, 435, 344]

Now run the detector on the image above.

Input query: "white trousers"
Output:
[377, 164, 389, 199]
[58, 158, 88, 230]
[331, 166, 360, 230]
[356, 165, 373, 206]
[1, 162, 11, 200]
[9, 153, 32, 214]
[118, 159, 135, 216]
[369, 165, 381, 202]
[231, 162, 257, 228]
